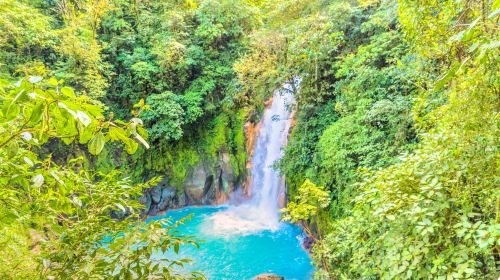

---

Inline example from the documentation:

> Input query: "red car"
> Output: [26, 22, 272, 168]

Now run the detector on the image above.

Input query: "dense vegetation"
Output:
[0, 0, 498, 279]
[274, 0, 499, 278]
[0, 78, 202, 278]
[0, 0, 259, 278]
[0, 0, 259, 190]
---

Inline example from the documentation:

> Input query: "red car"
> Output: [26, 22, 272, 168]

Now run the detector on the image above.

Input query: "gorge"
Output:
[149, 81, 314, 279]
[0, 0, 497, 278]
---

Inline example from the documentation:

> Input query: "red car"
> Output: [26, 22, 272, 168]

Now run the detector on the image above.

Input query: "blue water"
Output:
[148, 206, 314, 280]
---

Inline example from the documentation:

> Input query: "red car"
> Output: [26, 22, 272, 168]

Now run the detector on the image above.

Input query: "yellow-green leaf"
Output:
[60, 87, 76, 98]
[88, 131, 105, 155]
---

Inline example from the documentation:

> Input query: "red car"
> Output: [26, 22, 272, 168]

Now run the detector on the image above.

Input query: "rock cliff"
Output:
[141, 119, 259, 216]
[141, 151, 242, 216]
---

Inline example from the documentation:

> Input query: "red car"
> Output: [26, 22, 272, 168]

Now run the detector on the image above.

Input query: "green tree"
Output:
[281, 179, 330, 238]
[0, 77, 202, 279]
[142, 92, 185, 141]
[312, 0, 499, 278]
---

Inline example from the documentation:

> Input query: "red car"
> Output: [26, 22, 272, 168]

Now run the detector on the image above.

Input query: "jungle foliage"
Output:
[274, 0, 499, 278]
[0, 0, 261, 186]
[0, 0, 498, 279]
[0, 78, 201, 278]
[0, 0, 260, 278]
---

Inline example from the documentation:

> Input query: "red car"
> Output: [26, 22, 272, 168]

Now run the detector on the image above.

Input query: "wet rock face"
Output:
[220, 152, 234, 189]
[148, 204, 159, 216]
[157, 187, 175, 210]
[142, 152, 243, 215]
[177, 190, 187, 207]
[302, 235, 314, 251]
[139, 191, 152, 216]
[183, 163, 210, 203]
[150, 185, 162, 204]
[202, 174, 216, 204]
[147, 186, 177, 215]
[253, 274, 285, 280]
[139, 178, 177, 215]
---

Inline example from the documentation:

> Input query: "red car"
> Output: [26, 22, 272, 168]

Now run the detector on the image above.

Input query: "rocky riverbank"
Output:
[140, 151, 242, 216]
[141, 119, 261, 216]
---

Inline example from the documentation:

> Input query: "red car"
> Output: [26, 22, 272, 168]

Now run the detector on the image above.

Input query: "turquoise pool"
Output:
[148, 206, 314, 280]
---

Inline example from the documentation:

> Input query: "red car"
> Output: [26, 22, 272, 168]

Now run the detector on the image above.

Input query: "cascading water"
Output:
[204, 81, 296, 236]
[151, 79, 313, 279]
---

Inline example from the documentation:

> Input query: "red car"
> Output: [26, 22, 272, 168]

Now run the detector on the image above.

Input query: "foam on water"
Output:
[149, 206, 314, 280]
[203, 204, 280, 236]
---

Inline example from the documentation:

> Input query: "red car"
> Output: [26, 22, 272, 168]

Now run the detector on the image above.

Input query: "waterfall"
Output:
[204, 80, 297, 236]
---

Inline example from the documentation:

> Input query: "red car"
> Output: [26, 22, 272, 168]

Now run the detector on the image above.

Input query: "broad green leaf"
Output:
[48, 77, 58, 86]
[28, 102, 44, 125]
[79, 126, 94, 144]
[61, 135, 75, 145]
[108, 127, 127, 141]
[2, 89, 25, 120]
[6, 140, 18, 158]
[58, 102, 77, 118]
[88, 131, 106, 155]
[76, 111, 91, 127]
[2, 104, 20, 121]
[60, 87, 76, 98]
[124, 138, 138, 154]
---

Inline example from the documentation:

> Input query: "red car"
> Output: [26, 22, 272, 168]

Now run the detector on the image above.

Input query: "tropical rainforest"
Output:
[0, 0, 498, 279]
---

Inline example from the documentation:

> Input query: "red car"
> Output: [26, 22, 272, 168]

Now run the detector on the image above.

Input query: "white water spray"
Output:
[204, 80, 297, 236]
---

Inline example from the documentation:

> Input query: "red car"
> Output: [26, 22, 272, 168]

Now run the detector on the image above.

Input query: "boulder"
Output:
[157, 187, 176, 211]
[141, 154, 243, 212]
[148, 204, 159, 216]
[177, 190, 187, 207]
[183, 163, 209, 203]
[150, 185, 162, 204]
[253, 274, 284, 280]
[220, 152, 234, 188]
[303, 235, 314, 251]
[202, 174, 216, 204]
[138, 191, 152, 215]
